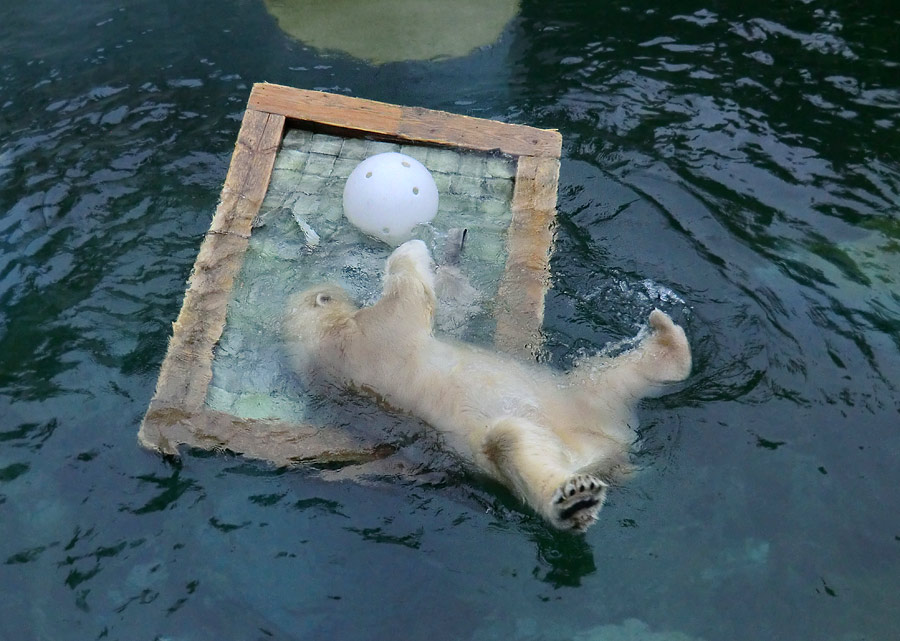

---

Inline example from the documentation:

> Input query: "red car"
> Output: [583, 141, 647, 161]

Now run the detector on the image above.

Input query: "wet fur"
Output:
[284, 240, 691, 531]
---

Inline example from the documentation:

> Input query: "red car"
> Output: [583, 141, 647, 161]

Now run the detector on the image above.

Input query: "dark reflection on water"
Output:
[1, 0, 899, 639]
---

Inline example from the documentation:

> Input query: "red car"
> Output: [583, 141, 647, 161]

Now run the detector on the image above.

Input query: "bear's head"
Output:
[283, 284, 358, 373]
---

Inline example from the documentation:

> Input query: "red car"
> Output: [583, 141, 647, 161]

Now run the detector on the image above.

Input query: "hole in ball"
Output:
[401, 161, 411, 168]
[412, 186, 419, 195]
[365, 171, 373, 178]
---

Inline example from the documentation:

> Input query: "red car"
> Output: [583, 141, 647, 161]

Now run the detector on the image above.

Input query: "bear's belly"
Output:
[387, 340, 561, 439]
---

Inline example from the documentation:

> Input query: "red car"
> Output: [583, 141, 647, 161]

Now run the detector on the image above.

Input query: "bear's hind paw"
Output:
[550, 474, 608, 532]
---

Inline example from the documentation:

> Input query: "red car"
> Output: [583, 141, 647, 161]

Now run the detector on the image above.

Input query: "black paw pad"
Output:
[559, 498, 600, 521]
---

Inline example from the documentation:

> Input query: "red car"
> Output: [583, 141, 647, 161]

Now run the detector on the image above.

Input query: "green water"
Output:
[1, 1, 898, 639]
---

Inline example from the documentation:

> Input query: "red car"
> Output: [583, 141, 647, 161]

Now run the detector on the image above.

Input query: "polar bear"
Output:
[283, 240, 691, 531]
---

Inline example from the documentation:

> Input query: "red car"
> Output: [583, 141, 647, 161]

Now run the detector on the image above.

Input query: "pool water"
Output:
[1, 1, 898, 640]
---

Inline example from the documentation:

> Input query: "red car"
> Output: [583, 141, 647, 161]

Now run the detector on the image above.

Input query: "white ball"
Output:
[342, 152, 439, 245]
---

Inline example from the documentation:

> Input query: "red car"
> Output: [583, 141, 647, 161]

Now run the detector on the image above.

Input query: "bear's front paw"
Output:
[648, 308, 674, 332]
[388, 239, 433, 277]
[391, 239, 431, 265]
[647, 309, 691, 382]
[550, 474, 608, 532]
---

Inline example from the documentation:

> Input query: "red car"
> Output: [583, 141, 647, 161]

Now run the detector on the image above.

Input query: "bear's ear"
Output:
[315, 292, 332, 307]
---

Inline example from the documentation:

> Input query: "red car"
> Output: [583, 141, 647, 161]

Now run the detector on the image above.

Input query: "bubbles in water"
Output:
[638, 279, 686, 305]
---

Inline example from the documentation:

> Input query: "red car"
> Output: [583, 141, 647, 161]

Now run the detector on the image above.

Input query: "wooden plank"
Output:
[209, 109, 284, 237]
[148, 232, 248, 409]
[139, 108, 285, 452]
[493, 155, 560, 359]
[397, 106, 562, 159]
[249, 83, 403, 140]
[248, 83, 561, 159]
[141, 406, 393, 465]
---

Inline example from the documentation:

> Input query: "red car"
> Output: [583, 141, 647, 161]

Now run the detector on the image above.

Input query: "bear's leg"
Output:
[360, 240, 437, 333]
[481, 418, 607, 532]
[384, 239, 436, 304]
[571, 308, 691, 402]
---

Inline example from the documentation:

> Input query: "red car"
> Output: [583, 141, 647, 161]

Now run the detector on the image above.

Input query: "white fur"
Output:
[284, 240, 692, 531]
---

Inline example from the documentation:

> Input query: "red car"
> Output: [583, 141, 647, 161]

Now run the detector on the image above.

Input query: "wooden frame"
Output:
[139, 83, 561, 466]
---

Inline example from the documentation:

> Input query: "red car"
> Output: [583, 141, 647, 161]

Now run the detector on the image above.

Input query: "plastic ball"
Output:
[342, 152, 439, 245]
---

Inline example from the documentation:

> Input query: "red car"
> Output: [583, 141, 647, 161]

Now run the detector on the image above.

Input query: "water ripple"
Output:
[532, 3, 899, 409]
[1, 1, 899, 639]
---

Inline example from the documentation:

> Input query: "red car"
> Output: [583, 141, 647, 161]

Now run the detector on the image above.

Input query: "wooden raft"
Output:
[139, 83, 562, 466]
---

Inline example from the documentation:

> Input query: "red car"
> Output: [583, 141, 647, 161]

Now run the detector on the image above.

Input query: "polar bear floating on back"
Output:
[283, 240, 691, 532]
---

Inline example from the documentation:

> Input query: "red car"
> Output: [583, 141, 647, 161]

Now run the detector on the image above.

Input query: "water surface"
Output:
[1, 1, 898, 639]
